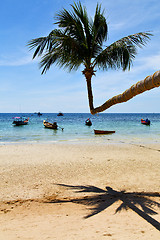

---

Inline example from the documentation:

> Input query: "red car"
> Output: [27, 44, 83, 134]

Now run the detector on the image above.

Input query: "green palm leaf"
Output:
[94, 32, 152, 71]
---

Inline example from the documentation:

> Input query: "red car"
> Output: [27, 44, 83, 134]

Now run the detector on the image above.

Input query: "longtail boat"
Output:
[12, 117, 29, 126]
[43, 120, 58, 129]
[94, 129, 115, 134]
[141, 119, 150, 125]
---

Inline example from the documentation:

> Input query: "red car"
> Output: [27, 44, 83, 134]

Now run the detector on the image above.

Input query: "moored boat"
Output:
[141, 119, 150, 125]
[12, 117, 29, 126]
[37, 112, 42, 116]
[94, 129, 115, 134]
[57, 112, 64, 116]
[43, 120, 58, 129]
[85, 118, 92, 126]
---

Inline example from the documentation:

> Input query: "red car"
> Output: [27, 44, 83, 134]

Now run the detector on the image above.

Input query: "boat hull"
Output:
[85, 121, 92, 126]
[13, 121, 28, 126]
[85, 122, 92, 126]
[94, 129, 115, 134]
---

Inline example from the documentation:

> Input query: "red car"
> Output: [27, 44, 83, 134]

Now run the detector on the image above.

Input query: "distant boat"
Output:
[12, 117, 29, 126]
[37, 112, 42, 116]
[141, 119, 150, 125]
[43, 120, 58, 129]
[94, 129, 115, 134]
[85, 118, 92, 126]
[57, 112, 64, 116]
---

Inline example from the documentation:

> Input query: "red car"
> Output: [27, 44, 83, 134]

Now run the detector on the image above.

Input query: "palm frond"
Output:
[92, 3, 108, 45]
[71, 1, 91, 40]
[55, 2, 93, 63]
[40, 49, 82, 74]
[93, 31, 152, 71]
[55, 3, 86, 43]
[126, 32, 153, 47]
[39, 32, 85, 73]
[27, 30, 59, 59]
[89, 3, 108, 61]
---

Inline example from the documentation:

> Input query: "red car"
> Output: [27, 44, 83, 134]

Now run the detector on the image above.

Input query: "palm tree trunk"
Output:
[91, 70, 160, 114]
[83, 68, 95, 113]
[86, 76, 94, 112]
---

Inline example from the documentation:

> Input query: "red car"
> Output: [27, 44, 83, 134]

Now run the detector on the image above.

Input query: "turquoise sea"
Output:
[0, 113, 160, 145]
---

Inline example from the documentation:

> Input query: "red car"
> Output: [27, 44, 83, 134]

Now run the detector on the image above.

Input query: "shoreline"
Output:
[1, 136, 160, 147]
[0, 142, 160, 239]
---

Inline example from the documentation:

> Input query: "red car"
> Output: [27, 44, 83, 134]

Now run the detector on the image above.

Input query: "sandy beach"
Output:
[0, 143, 160, 239]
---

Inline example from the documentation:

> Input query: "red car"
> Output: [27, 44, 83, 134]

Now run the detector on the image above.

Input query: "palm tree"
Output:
[28, 1, 160, 114]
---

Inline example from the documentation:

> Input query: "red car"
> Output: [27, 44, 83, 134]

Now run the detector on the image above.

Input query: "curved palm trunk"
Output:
[89, 70, 160, 115]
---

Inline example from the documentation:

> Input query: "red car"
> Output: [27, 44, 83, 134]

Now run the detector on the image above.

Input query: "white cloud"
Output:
[0, 52, 35, 66]
[139, 54, 160, 71]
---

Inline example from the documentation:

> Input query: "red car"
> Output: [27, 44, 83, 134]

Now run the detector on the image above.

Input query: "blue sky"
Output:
[0, 0, 160, 113]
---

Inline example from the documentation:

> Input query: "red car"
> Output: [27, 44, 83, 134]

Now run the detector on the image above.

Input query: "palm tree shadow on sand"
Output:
[46, 184, 160, 231]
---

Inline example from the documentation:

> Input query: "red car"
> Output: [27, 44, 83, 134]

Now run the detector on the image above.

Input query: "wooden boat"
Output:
[141, 119, 150, 125]
[94, 129, 115, 134]
[85, 118, 92, 126]
[12, 117, 29, 126]
[43, 120, 58, 129]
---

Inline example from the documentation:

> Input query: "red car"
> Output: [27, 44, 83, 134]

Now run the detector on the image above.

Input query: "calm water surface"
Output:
[0, 113, 160, 145]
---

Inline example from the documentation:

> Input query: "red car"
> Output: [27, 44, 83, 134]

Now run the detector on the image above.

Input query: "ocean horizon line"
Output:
[0, 112, 160, 114]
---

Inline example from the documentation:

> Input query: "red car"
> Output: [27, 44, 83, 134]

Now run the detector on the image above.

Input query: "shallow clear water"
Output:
[0, 113, 160, 145]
